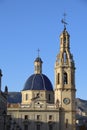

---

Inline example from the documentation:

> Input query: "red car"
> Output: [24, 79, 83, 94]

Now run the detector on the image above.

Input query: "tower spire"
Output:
[55, 21, 76, 130]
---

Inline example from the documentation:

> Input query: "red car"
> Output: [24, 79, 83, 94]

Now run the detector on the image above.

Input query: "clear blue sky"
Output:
[0, 0, 87, 100]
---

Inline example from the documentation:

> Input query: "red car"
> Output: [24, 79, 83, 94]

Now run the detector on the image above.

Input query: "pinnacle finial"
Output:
[61, 13, 68, 30]
[37, 48, 40, 57]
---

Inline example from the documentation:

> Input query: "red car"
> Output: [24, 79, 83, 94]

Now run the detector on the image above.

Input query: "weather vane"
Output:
[61, 13, 68, 29]
[37, 48, 40, 57]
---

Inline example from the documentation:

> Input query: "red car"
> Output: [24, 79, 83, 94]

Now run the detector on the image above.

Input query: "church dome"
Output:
[23, 74, 53, 91]
[23, 55, 53, 91]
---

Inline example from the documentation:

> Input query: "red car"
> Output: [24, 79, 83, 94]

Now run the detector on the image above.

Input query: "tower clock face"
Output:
[63, 98, 70, 105]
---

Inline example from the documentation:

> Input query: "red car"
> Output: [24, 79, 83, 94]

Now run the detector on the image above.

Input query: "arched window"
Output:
[25, 115, 28, 120]
[64, 52, 67, 63]
[57, 73, 60, 84]
[37, 115, 40, 120]
[49, 115, 53, 120]
[64, 37, 66, 44]
[25, 94, 28, 101]
[63, 72, 68, 84]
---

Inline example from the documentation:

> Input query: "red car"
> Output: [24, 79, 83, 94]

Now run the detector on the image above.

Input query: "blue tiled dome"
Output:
[23, 74, 53, 91]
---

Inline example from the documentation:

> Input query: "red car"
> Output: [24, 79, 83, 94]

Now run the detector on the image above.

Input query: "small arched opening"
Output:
[63, 72, 68, 84]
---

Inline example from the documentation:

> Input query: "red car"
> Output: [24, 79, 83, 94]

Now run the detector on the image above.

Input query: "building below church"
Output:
[7, 25, 76, 130]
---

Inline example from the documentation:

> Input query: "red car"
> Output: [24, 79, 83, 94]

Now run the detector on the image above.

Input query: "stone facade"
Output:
[7, 26, 76, 130]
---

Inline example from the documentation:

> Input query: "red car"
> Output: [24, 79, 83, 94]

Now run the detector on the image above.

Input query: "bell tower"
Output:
[55, 18, 76, 130]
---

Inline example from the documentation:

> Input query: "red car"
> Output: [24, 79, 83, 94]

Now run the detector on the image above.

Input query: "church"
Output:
[7, 23, 76, 130]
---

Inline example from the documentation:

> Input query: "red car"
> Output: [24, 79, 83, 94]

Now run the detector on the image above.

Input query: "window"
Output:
[57, 73, 60, 84]
[64, 52, 67, 63]
[24, 115, 28, 120]
[63, 72, 68, 84]
[64, 37, 66, 44]
[37, 115, 40, 120]
[49, 124, 53, 130]
[25, 94, 28, 101]
[37, 93, 39, 97]
[49, 115, 53, 120]
[36, 124, 40, 130]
